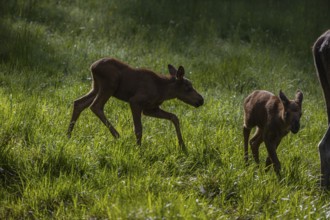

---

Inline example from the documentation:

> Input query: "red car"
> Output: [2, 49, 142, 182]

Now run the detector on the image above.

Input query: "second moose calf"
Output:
[243, 90, 303, 174]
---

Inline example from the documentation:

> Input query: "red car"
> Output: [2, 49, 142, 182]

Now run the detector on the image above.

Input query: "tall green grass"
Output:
[0, 0, 330, 219]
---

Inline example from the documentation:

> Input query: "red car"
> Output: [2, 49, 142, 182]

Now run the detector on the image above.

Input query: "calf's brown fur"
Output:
[67, 58, 204, 153]
[243, 90, 303, 174]
[313, 30, 330, 188]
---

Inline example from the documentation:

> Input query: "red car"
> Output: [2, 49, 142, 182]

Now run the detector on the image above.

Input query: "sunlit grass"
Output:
[1, 0, 330, 219]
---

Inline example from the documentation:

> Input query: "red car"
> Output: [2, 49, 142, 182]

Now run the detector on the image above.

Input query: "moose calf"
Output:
[67, 58, 204, 153]
[243, 90, 303, 174]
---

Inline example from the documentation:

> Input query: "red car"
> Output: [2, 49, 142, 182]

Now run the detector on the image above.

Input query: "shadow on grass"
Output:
[0, 22, 67, 73]
[0, 1, 76, 75]
[114, 0, 330, 61]
[0, 142, 24, 197]
[1, 0, 330, 74]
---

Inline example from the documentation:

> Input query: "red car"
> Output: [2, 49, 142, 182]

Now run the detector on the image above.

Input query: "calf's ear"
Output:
[168, 64, 177, 77]
[279, 90, 290, 107]
[295, 90, 303, 105]
[177, 66, 185, 80]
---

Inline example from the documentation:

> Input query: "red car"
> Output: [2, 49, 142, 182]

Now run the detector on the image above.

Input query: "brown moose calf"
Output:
[67, 58, 204, 153]
[243, 90, 303, 174]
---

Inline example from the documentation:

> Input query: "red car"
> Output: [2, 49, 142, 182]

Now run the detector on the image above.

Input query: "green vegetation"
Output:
[1, 0, 330, 218]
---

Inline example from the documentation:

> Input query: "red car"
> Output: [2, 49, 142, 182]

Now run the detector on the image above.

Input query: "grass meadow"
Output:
[1, 0, 330, 219]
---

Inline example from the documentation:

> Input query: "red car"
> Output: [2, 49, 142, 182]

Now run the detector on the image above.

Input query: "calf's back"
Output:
[243, 90, 280, 129]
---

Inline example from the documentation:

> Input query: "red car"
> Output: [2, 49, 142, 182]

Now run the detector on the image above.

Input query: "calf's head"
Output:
[279, 90, 303, 134]
[168, 64, 204, 107]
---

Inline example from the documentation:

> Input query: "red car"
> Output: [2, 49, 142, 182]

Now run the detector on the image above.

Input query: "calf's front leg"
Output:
[129, 102, 143, 145]
[264, 139, 281, 175]
[143, 107, 188, 154]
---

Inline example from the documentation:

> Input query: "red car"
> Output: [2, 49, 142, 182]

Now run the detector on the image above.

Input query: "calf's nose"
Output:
[195, 96, 204, 107]
[291, 122, 300, 134]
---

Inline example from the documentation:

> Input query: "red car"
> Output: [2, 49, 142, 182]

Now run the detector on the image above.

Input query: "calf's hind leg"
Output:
[243, 126, 251, 164]
[90, 82, 120, 138]
[67, 81, 98, 138]
[250, 128, 263, 164]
